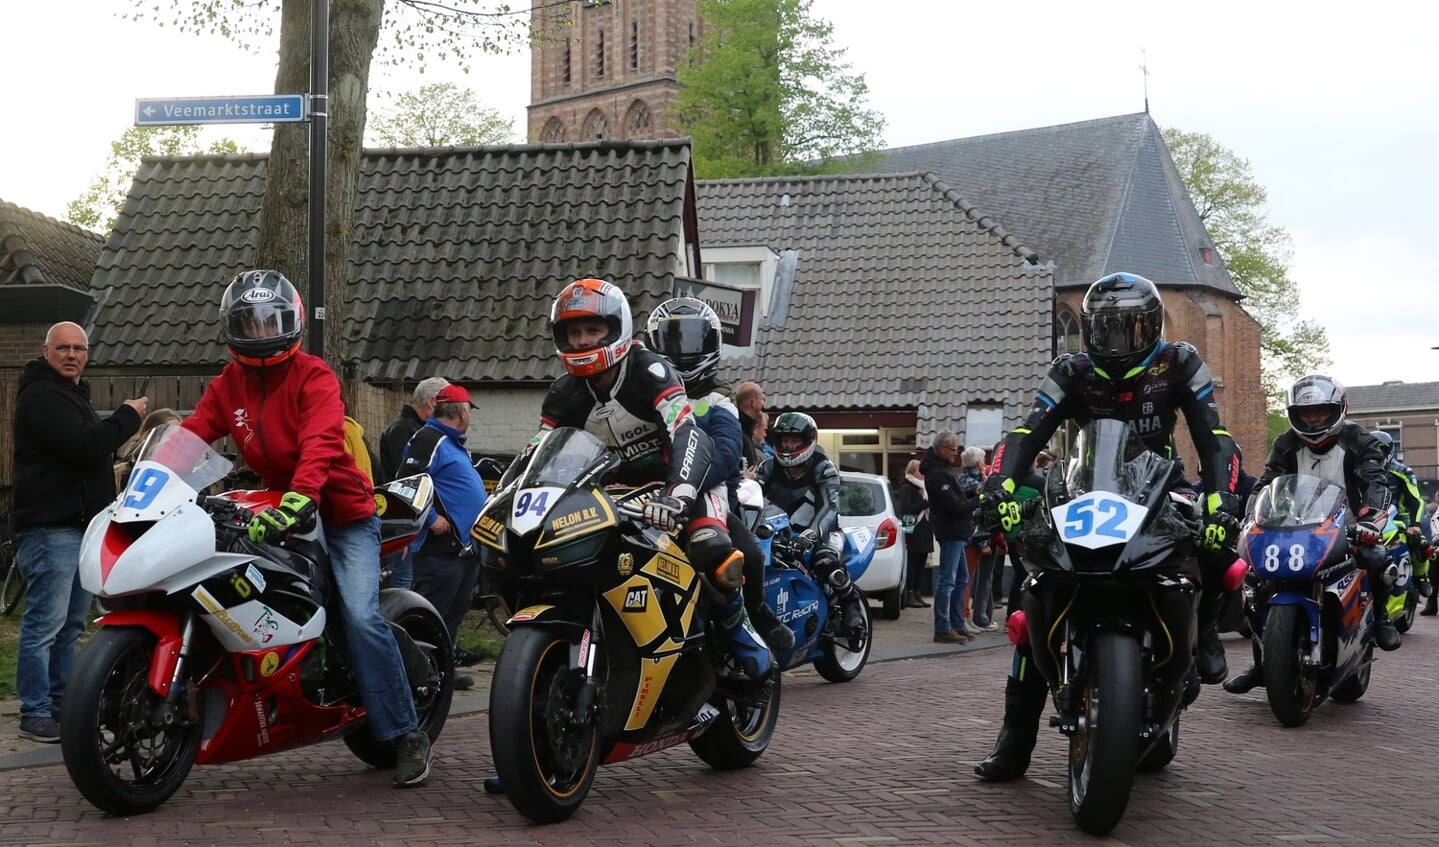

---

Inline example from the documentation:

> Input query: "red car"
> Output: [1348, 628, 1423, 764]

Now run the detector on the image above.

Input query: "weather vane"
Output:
[1139, 49, 1150, 113]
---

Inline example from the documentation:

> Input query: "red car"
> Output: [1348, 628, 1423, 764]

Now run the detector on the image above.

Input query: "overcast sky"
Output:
[3, 0, 1434, 390]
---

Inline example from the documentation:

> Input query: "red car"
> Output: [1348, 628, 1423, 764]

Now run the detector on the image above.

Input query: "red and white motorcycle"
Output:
[60, 424, 453, 815]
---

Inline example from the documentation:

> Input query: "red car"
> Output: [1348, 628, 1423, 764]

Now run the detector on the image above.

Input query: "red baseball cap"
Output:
[433, 384, 477, 408]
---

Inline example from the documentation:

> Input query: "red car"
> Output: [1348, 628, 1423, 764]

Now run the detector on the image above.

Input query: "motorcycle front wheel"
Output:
[814, 593, 872, 683]
[1330, 642, 1374, 703]
[489, 626, 600, 824]
[689, 677, 782, 769]
[60, 627, 203, 815]
[1068, 631, 1142, 836]
[1262, 604, 1318, 726]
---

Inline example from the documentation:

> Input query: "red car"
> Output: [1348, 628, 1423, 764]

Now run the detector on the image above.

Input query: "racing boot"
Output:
[1373, 611, 1402, 651]
[1223, 662, 1265, 694]
[712, 588, 774, 681]
[1195, 590, 1229, 684]
[749, 599, 796, 654]
[974, 667, 1048, 782]
[814, 549, 865, 634]
[1366, 550, 1402, 651]
[1423, 592, 1438, 617]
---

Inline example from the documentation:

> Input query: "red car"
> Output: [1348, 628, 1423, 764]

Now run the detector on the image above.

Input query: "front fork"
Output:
[1049, 623, 1164, 743]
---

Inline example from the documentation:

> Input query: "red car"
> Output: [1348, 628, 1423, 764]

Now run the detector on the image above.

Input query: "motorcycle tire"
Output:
[1330, 642, 1374, 703]
[60, 627, 203, 815]
[814, 592, 872, 683]
[689, 678, 782, 769]
[343, 590, 455, 768]
[1393, 589, 1417, 634]
[476, 570, 517, 638]
[0, 541, 24, 617]
[1136, 716, 1179, 773]
[1262, 604, 1318, 727]
[489, 626, 600, 824]
[1068, 631, 1142, 836]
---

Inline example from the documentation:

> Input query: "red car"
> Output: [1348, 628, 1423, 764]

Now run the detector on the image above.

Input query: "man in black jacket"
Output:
[12, 322, 145, 742]
[379, 376, 449, 484]
[922, 430, 979, 644]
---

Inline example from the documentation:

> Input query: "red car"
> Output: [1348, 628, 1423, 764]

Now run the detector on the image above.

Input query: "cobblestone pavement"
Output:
[3, 604, 1437, 846]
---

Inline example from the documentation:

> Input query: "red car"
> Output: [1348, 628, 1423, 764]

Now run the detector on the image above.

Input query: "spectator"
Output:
[115, 407, 183, 491]
[922, 431, 978, 644]
[735, 381, 766, 472]
[379, 376, 448, 589]
[958, 446, 1000, 632]
[183, 270, 431, 787]
[379, 377, 449, 484]
[13, 322, 145, 742]
[756, 411, 776, 459]
[397, 384, 489, 691]
[341, 387, 379, 486]
[896, 458, 932, 608]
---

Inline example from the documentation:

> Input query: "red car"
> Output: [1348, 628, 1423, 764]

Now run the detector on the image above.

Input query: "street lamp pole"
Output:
[307, 0, 329, 357]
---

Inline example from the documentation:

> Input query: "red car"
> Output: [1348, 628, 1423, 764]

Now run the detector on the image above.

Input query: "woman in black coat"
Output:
[896, 458, 932, 607]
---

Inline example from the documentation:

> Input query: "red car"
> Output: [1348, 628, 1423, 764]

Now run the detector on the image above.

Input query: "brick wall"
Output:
[528, 0, 698, 142]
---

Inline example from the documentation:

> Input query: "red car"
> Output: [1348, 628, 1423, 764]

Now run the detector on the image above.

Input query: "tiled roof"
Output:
[1347, 381, 1439, 414]
[697, 172, 1053, 439]
[0, 198, 104, 290]
[864, 113, 1241, 296]
[90, 140, 697, 382]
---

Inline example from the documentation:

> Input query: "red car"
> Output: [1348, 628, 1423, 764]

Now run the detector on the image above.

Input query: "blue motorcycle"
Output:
[737, 480, 875, 682]
[1239, 474, 1380, 727]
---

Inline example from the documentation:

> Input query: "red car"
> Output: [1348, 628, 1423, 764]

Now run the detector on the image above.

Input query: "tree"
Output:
[675, 0, 885, 179]
[1163, 128, 1331, 407]
[66, 126, 240, 234]
[126, 0, 555, 367]
[366, 83, 515, 147]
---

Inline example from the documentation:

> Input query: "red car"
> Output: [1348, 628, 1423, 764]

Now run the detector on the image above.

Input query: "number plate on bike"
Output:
[1051, 491, 1146, 550]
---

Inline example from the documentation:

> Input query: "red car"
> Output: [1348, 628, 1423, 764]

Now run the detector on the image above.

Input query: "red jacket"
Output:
[184, 352, 375, 527]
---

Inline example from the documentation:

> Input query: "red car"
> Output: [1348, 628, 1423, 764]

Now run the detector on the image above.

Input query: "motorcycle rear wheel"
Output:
[60, 627, 202, 815]
[343, 590, 455, 768]
[1068, 631, 1142, 836]
[814, 593, 872, 683]
[1262, 604, 1318, 726]
[689, 677, 782, 769]
[490, 627, 600, 824]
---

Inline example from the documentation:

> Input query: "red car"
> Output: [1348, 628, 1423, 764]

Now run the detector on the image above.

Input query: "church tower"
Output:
[528, 0, 701, 143]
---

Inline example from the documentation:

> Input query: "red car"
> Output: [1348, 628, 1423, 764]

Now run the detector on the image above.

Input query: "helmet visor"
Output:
[226, 301, 300, 342]
[648, 317, 718, 362]
[1082, 307, 1162, 362]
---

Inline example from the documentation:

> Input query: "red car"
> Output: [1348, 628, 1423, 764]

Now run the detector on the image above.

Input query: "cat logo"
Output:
[623, 587, 649, 611]
[617, 552, 635, 576]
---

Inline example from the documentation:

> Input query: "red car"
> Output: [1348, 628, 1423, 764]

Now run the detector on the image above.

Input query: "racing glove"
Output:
[249, 492, 318, 544]
[1199, 492, 1240, 553]
[981, 477, 1021, 533]
[642, 484, 694, 533]
[1354, 507, 1383, 548]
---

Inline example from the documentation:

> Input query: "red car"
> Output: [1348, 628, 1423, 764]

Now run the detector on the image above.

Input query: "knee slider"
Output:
[687, 523, 735, 578]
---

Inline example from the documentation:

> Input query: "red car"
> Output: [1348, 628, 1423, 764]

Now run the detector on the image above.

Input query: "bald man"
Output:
[12, 322, 146, 742]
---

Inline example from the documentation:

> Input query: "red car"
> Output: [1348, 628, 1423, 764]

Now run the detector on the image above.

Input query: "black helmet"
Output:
[1080, 272, 1165, 373]
[1286, 374, 1347, 451]
[220, 270, 305, 367]
[768, 411, 818, 468]
[643, 297, 722, 395]
[1371, 430, 1396, 463]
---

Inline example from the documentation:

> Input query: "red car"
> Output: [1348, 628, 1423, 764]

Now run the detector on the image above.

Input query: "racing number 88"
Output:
[1262, 543, 1305, 573]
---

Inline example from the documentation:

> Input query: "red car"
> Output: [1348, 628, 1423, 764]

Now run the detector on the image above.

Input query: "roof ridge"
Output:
[0, 198, 104, 243]
[918, 172, 1037, 264]
[879, 112, 1149, 156]
[140, 138, 695, 165]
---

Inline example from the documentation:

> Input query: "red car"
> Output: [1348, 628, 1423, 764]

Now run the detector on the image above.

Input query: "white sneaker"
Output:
[982, 621, 1000, 632]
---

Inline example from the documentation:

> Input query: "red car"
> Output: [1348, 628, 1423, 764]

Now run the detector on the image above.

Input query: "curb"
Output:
[0, 636, 1006, 773]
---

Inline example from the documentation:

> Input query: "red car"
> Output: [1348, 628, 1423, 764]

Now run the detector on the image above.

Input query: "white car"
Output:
[839, 471, 907, 620]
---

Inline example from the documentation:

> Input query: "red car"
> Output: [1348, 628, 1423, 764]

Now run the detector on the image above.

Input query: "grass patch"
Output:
[0, 609, 17, 700]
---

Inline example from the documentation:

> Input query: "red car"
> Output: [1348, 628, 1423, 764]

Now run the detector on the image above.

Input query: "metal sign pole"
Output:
[308, 0, 329, 357]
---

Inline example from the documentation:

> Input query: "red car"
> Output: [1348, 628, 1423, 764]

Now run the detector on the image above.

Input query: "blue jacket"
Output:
[400, 416, 488, 554]
[692, 391, 744, 509]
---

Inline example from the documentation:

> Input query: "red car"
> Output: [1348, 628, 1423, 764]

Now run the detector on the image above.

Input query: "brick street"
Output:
[3, 606, 1438, 846]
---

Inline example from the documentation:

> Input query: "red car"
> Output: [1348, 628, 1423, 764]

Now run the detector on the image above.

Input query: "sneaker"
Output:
[934, 631, 964, 644]
[980, 621, 1000, 632]
[392, 730, 432, 788]
[454, 648, 483, 668]
[453, 673, 475, 691]
[18, 715, 60, 743]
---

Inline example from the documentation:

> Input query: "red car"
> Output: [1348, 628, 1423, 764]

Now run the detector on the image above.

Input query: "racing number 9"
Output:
[122, 467, 169, 509]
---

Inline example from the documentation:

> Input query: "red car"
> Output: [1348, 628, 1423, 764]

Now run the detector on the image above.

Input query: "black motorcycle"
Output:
[1016, 418, 1203, 835]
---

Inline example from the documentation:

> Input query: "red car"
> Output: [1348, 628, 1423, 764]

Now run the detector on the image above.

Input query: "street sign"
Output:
[134, 94, 308, 127]
[672, 277, 757, 347]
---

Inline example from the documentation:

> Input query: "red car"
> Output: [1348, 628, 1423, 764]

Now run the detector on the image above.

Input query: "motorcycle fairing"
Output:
[82, 501, 259, 597]
[840, 525, 877, 581]
[1049, 490, 1147, 551]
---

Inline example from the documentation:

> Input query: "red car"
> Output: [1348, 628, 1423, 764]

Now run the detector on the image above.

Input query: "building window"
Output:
[562, 40, 571, 84]
[596, 29, 605, 77]
[624, 100, 651, 137]
[966, 405, 1004, 452]
[702, 245, 780, 320]
[1056, 307, 1081, 357]
[630, 21, 639, 70]
[582, 108, 608, 141]
[540, 117, 565, 143]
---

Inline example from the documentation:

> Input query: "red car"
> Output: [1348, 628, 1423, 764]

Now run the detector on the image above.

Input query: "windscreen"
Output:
[1247, 475, 1347, 529]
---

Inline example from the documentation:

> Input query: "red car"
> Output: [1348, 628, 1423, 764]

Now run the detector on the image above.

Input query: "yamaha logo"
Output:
[241, 288, 276, 303]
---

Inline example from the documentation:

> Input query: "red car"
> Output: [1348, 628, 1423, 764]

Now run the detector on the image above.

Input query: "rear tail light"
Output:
[877, 517, 898, 549]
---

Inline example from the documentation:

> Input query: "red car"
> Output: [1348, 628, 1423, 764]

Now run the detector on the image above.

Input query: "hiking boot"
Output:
[1223, 663, 1265, 694]
[750, 602, 795, 654]
[393, 730, 432, 788]
[18, 715, 60, 743]
[934, 630, 963, 644]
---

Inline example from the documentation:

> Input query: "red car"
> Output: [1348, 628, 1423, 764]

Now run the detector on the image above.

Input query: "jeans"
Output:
[327, 514, 418, 742]
[388, 552, 414, 590]
[972, 544, 999, 626]
[933, 539, 969, 634]
[16, 528, 90, 720]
